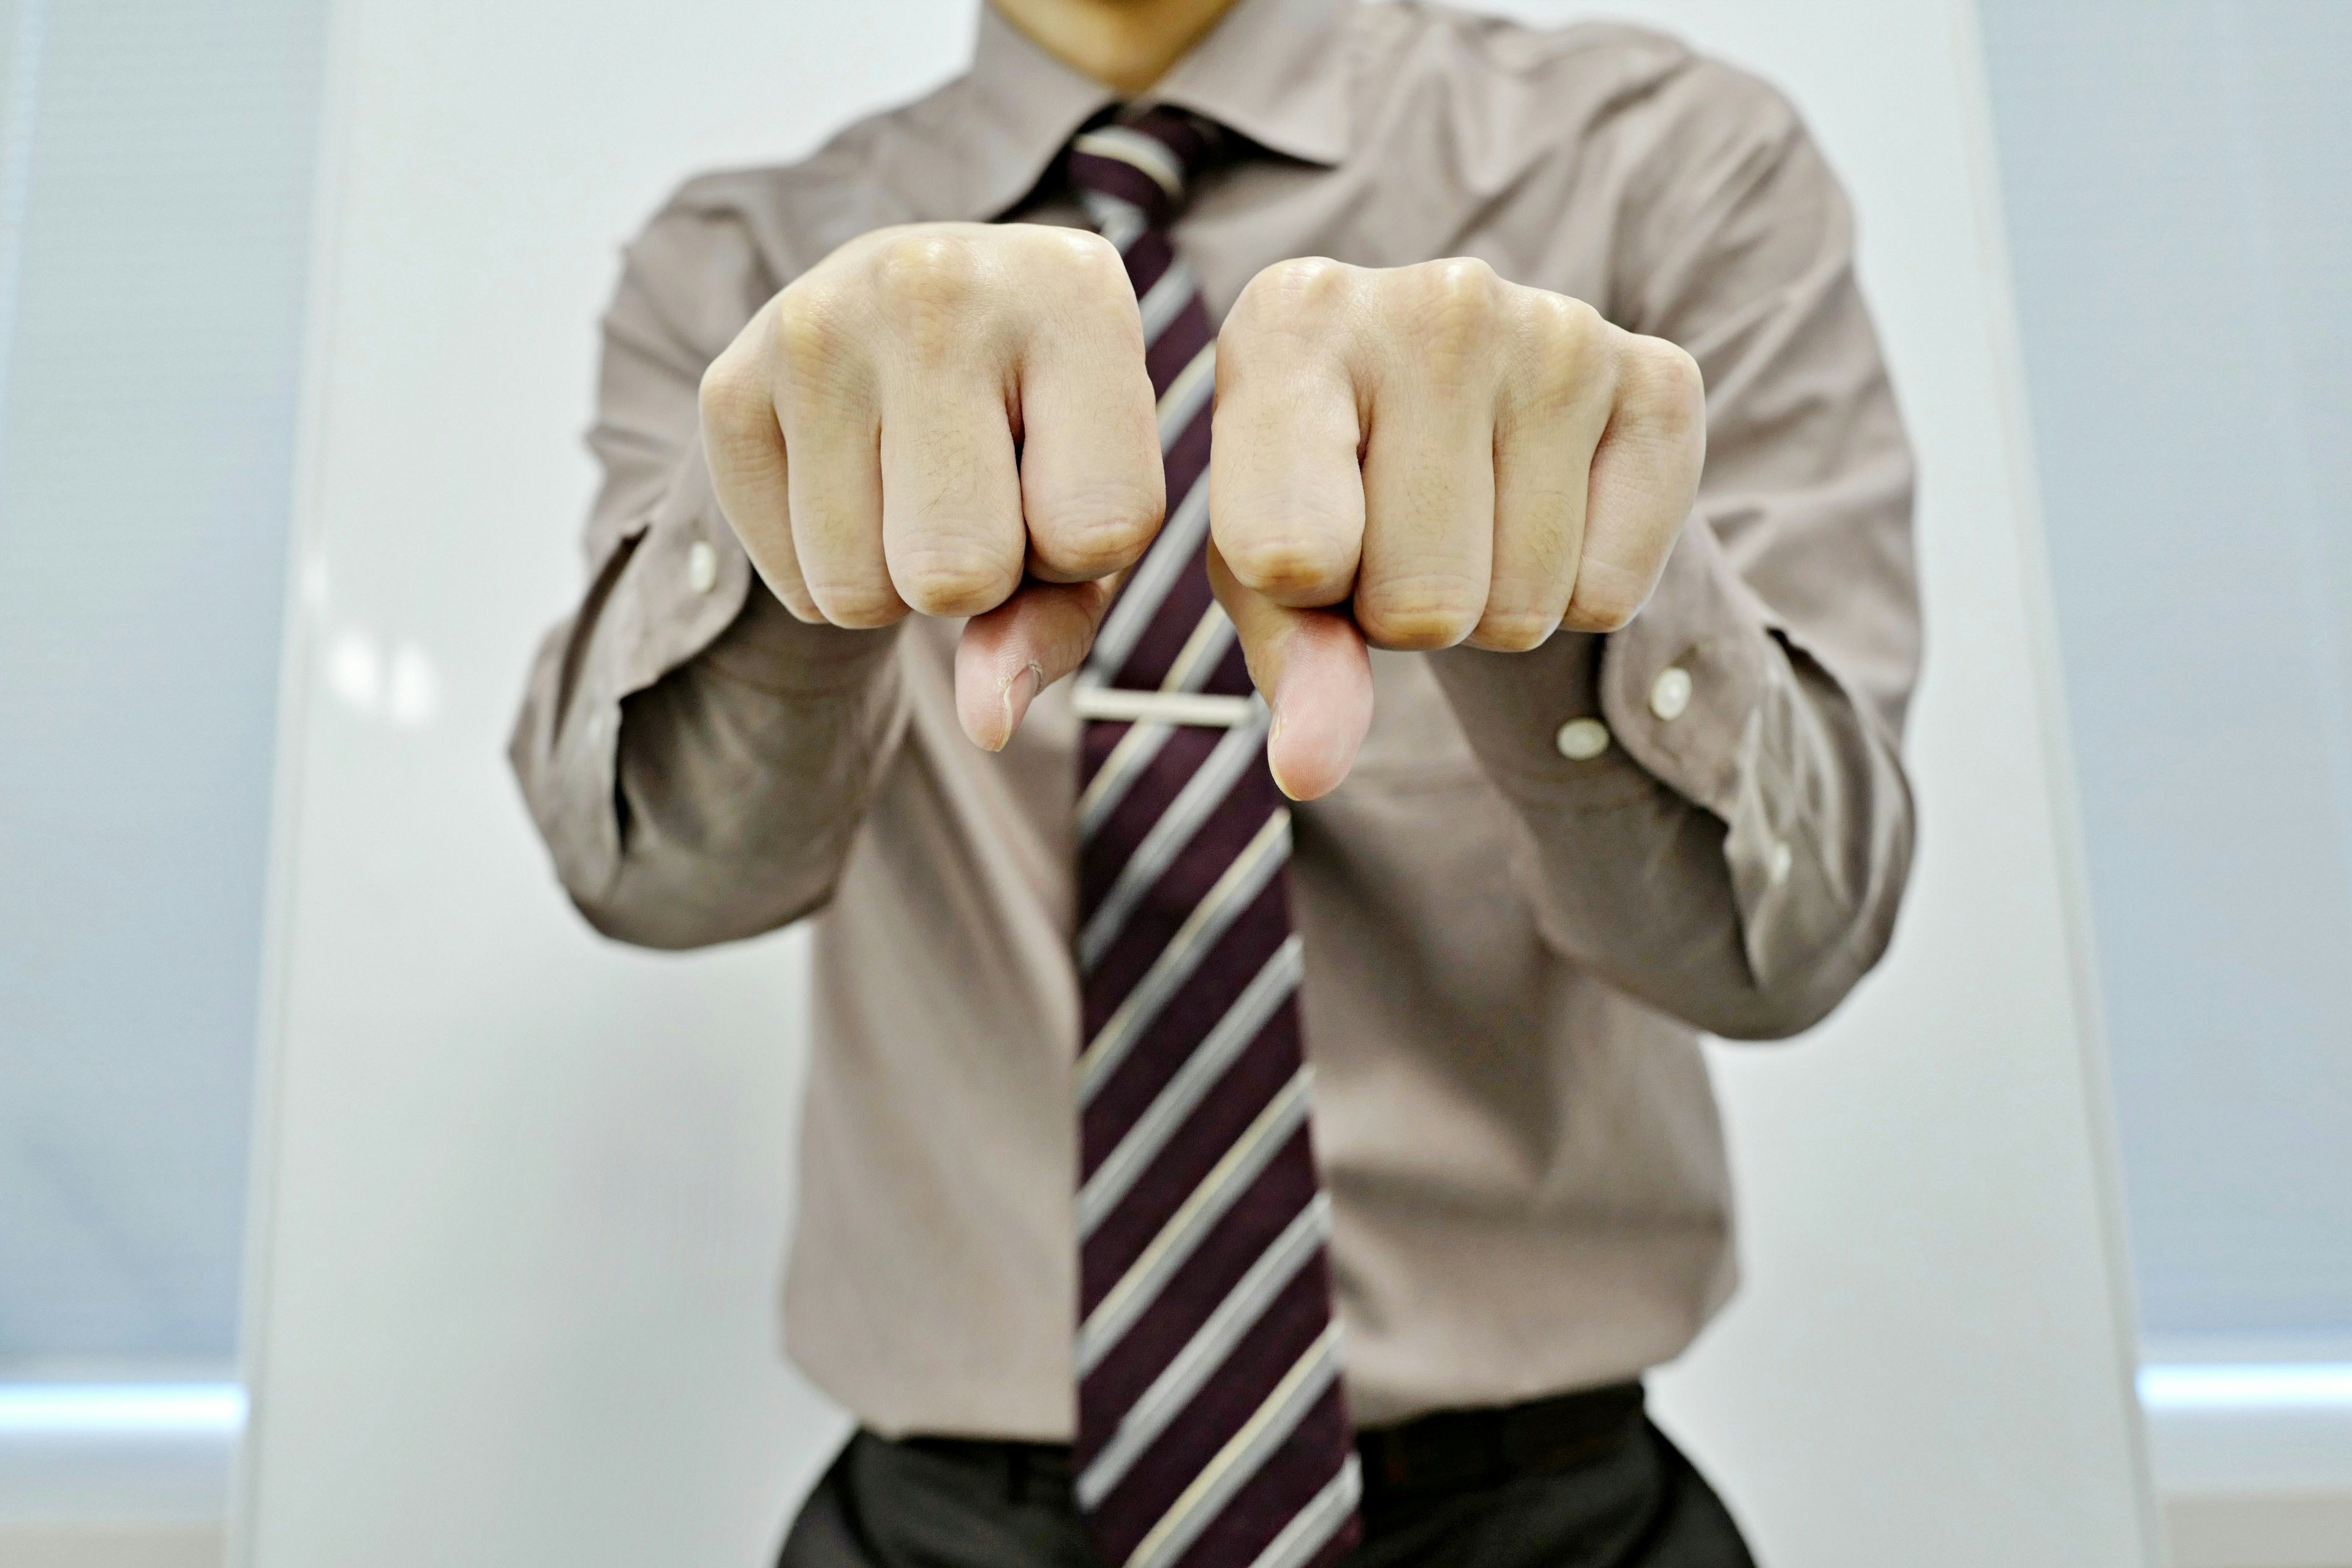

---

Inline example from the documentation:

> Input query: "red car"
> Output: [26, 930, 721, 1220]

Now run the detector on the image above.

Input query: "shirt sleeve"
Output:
[508, 194, 908, 950]
[1427, 55, 1920, 1039]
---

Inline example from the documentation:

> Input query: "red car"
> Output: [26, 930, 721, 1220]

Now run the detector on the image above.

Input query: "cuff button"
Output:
[687, 539, 719, 594]
[1767, 837, 1793, 886]
[1555, 717, 1611, 761]
[1649, 665, 1692, 722]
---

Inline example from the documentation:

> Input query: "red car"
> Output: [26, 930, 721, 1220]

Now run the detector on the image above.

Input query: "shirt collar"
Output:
[960, 0, 1354, 219]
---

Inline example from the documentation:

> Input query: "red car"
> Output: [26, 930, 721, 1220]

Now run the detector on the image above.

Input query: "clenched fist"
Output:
[698, 222, 1163, 748]
[1207, 257, 1704, 797]
[699, 226, 1705, 797]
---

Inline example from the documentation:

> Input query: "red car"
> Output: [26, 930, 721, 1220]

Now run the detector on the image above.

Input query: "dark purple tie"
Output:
[1058, 110, 1362, 1568]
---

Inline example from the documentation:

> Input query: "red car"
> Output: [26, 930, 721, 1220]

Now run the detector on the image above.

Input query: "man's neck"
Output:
[988, 0, 1243, 95]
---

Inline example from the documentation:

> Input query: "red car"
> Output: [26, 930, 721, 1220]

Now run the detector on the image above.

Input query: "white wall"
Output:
[235, 4, 975, 1561]
[237, 2, 2160, 1566]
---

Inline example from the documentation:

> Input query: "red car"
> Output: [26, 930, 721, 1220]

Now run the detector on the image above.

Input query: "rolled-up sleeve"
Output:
[1431, 56, 1920, 1039]
[510, 190, 907, 949]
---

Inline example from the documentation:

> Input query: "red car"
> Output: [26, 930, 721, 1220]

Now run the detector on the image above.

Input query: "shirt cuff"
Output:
[511, 435, 884, 903]
[1596, 514, 1853, 989]
[1431, 514, 1850, 993]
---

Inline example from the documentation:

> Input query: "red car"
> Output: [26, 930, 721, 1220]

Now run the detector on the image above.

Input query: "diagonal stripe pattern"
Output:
[1058, 108, 1360, 1568]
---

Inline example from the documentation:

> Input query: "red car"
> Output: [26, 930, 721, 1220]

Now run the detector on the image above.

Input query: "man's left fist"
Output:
[1206, 257, 1705, 799]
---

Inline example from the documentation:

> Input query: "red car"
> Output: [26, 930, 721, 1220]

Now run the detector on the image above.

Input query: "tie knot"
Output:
[1066, 107, 1222, 232]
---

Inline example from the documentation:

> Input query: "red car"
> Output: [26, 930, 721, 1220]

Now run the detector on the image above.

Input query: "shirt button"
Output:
[1555, 717, 1610, 761]
[1767, 837, 1793, 886]
[1649, 665, 1692, 722]
[686, 539, 718, 594]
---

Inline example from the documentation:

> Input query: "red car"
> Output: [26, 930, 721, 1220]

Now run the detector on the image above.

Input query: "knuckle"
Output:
[1515, 295, 1607, 409]
[1355, 571, 1485, 650]
[767, 285, 845, 377]
[869, 230, 984, 310]
[1040, 227, 1130, 300]
[1225, 526, 1354, 600]
[892, 535, 1019, 617]
[807, 578, 905, 630]
[1565, 601, 1637, 635]
[866, 233, 992, 364]
[756, 566, 824, 624]
[697, 352, 771, 437]
[1628, 335, 1706, 424]
[1232, 256, 1354, 337]
[1564, 568, 1646, 633]
[1408, 255, 1498, 309]
[1471, 601, 1559, 652]
[1397, 258, 1499, 353]
[1031, 478, 1164, 575]
[1540, 295, 1607, 369]
[1547, 293, 1606, 351]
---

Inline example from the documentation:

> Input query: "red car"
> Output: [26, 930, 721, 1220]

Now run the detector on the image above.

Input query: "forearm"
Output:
[592, 587, 904, 947]
[1428, 518, 1913, 1039]
[509, 443, 905, 949]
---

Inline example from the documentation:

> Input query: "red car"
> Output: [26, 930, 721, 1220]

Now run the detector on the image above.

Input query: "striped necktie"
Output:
[1058, 110, 1363, 1568]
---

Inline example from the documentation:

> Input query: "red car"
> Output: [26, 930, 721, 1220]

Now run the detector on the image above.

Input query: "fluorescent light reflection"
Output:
[2139, 1363, 2352, 1410]
[0, 1383, 247, 1434]
[0, 1368, 2334, 1433]
[323, 627, 442, 726]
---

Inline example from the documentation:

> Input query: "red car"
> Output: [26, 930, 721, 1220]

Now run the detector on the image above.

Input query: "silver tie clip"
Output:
[1069, 684, 1260, 729]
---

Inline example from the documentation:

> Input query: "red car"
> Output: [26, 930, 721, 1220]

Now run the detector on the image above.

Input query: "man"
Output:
[510, 0, 1919, 1562]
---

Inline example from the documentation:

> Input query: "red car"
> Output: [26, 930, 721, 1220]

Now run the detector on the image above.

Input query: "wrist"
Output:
[704, 574, 903, 696]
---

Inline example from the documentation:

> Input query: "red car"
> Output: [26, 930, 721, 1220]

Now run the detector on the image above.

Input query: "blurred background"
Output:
[0, 0, 2346, 1564]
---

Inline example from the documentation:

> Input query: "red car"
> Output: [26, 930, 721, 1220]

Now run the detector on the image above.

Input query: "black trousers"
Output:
[778, 1385, 1756, 1568]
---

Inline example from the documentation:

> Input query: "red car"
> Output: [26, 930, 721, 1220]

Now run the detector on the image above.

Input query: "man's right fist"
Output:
[699, 222, 1163, 750]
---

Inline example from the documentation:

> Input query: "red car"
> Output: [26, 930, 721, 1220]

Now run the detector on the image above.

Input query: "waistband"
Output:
[895, 1379, 1648, 1510]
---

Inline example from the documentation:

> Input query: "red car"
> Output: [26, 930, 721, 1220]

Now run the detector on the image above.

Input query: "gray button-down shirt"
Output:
[510, 0, 1919, 1439]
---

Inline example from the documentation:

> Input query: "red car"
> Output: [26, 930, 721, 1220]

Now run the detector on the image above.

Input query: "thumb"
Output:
[1206, 541, 1373, 801]
[956, 578, 1117, 751]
